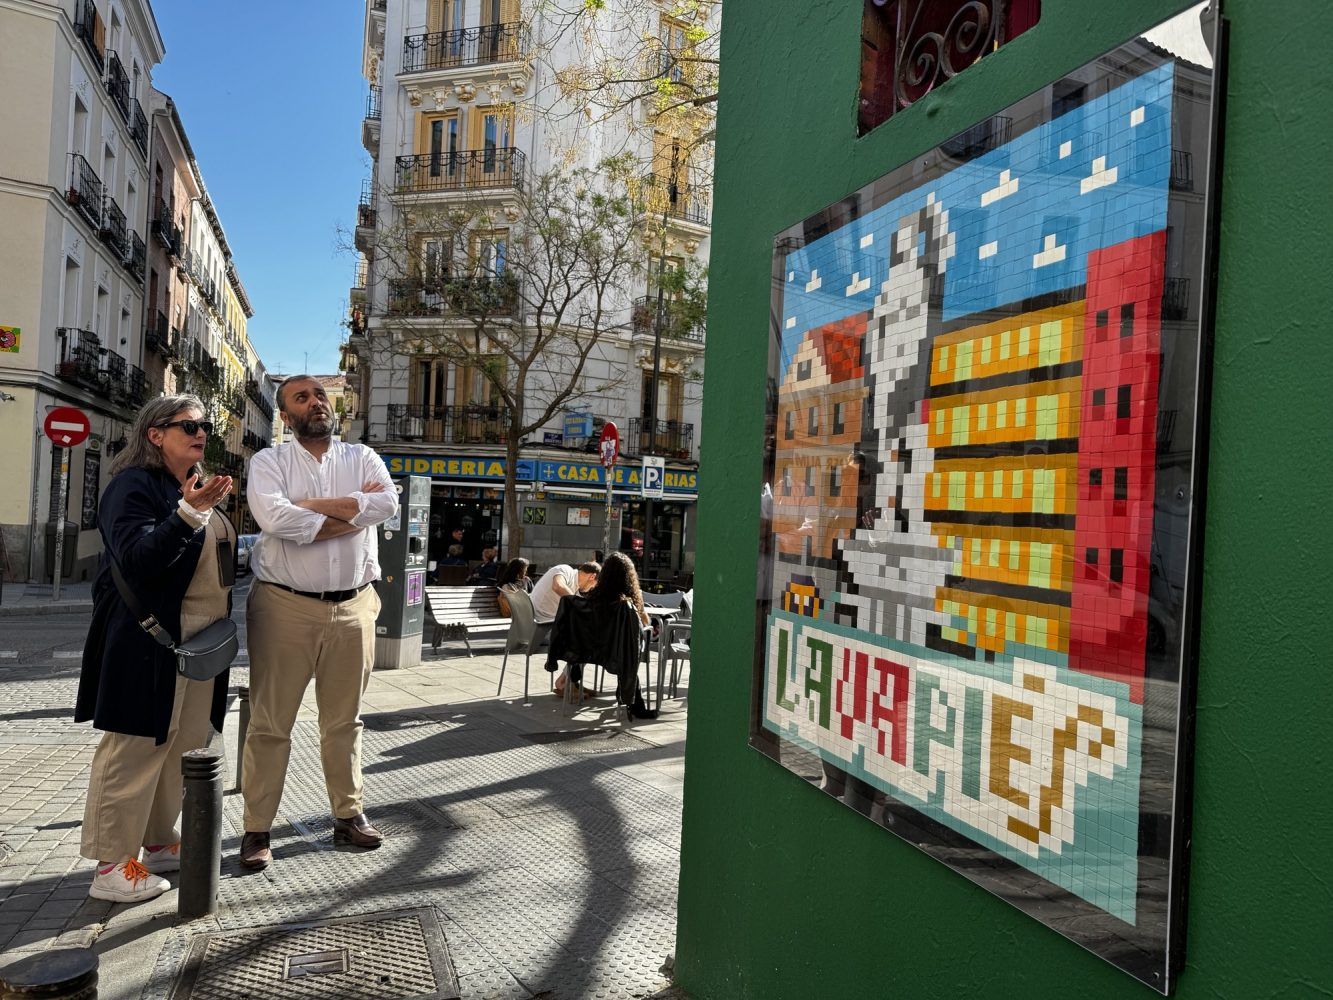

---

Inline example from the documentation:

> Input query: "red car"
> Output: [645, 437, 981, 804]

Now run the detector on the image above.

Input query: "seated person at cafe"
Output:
[467, 547, 500, 584]
[495, 557, 533, 617]
[545, 553, 657, 717]
[439, 544, 467, 566]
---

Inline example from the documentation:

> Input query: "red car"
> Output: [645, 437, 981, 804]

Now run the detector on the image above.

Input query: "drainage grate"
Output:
[169, 906, 458, 999]
[523, 728, 656, 756]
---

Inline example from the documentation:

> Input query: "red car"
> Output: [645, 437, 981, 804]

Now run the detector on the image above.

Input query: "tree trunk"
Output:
[502, 421, 523, 560]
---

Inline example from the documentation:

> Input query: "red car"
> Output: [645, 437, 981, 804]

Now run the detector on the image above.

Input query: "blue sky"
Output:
[151, 0, 368, 376]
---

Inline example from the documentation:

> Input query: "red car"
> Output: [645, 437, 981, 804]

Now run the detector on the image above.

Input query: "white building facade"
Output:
[349, 0, 714, 582]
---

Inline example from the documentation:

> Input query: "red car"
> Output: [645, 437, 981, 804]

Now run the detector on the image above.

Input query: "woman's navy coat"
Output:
[75, 466, 232, 745]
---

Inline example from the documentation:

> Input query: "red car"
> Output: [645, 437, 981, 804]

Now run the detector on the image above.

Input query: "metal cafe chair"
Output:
[495, 587, 551, 701]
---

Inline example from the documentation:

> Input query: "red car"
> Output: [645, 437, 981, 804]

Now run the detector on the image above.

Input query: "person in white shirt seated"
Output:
[238, 375, 399, 871]
[529, 561, 599, 697]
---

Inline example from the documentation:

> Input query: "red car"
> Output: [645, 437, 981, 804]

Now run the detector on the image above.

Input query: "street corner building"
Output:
[676, 2, 1332, 1000]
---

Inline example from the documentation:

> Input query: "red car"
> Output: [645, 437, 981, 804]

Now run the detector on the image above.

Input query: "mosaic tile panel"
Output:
[752, 9, 1220, 994]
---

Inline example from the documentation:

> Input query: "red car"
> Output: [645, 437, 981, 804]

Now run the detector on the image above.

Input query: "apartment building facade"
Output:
[0, 0, 162, 581]
[0, 0, 272, 580]
[348, 0, 714, 581]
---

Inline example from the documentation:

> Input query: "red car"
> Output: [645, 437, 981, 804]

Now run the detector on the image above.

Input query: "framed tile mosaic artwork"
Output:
[750, 4, 1224, 992]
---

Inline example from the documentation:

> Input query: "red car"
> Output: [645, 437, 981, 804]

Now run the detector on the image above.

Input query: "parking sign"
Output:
[642, 456, 665, 498]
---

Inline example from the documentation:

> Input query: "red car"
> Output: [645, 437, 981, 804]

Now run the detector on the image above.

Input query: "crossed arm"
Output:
[247, 450, 399, 544]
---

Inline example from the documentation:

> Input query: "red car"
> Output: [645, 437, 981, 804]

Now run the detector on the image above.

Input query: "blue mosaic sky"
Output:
[778, 63, 1174, 371]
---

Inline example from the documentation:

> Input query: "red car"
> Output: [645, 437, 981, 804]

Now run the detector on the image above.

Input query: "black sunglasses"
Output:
[156, 419, 214, 436]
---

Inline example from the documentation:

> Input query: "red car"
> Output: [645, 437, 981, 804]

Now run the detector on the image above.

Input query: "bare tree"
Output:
[354, 157, 652, 557]
[538, 0, 720, 163]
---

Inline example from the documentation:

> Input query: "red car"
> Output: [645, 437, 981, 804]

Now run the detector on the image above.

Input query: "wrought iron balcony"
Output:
[366, 88, 381, 120]
[168, 326, 184, 358]
[1162, 276, 1191, 321]
[394, 148, 526, 194]
[1170, 148, 1194, 192]
[630, 295, 704, 343]
[146, 310, 170, 355]
[152, 197, 180, 254]
[99, 349, 127, 400]
[385, 403, 510, 445]
[640, 174, 710, 227]
[387, 273, 519, 318]
[99, 194, 128, 254]
[105, 50, 130, 121]
[402, 22, 529, 73]
[67, 154, 103, 229]
[55, 328, 102, 388]
[73, 0, 103, 71]
[624, 417, 694, 460]
[127, 365, 148, 406]
[126, 232, 145, 282]
[128, 98, 148, 156]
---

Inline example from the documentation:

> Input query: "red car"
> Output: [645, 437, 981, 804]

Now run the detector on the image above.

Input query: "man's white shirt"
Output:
[247, 439, 398, 592]
[530, 564, 578, 623]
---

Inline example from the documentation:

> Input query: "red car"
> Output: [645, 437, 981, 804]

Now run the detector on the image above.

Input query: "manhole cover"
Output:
[523, 729, 655, 756]
[169, 906, 458, 999]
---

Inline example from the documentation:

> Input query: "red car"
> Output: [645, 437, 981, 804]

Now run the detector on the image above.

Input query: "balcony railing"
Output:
[387, 274, 518, 318]
[128, 98, 148, 156]
[630, 295, 704, 343]
[67, 153, 103, 229]
[73, 0, 104, 71]
[55, 328, 102, 388]
[126, 231, 146, 283]
[99, 194, 128, 254]
[99, 348, 127, 397]
[385, 403, 510, 445]
[394, 148, 526, 194]
[105, 50, 130, 121]
[152, 197, 179, 254]
[146, 310, 169, 355]
[1170, 148, 1194, 192]
[640, 174, 710, 227]
[402, 22, 528, 73]
[625, 417, 694, 460]
[127, 365, 148, 406]
[366, 88, 381, 120]
[1162, 276, 1191, 321]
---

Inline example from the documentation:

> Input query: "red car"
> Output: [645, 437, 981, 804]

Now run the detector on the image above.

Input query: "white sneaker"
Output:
[88, 858, 170, 903]
[142, 843, 180, 874]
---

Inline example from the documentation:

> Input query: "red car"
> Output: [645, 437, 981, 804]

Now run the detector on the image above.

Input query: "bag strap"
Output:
[108, 559, 178, 651]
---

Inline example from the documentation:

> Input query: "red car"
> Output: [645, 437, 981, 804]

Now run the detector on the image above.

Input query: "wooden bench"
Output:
[424, 585, 509, 655]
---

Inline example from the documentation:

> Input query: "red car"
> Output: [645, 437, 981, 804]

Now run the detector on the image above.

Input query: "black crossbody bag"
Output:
[109, 557, 238, 682]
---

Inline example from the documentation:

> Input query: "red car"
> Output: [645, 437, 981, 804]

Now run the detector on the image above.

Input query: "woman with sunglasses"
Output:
[74, 395, 236, 903]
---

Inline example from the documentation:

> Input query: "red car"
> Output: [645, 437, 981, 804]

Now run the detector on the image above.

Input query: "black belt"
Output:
[267, 581, 372, 603]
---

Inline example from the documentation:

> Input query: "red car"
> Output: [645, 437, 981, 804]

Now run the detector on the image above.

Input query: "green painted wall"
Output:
[677, 1, 1333, 997]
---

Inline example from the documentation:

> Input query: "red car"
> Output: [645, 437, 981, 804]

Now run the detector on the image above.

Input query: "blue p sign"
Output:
[642, 456, 665, 498]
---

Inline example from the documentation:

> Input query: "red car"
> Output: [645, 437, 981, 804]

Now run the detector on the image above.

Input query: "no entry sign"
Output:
[598, 421, 620, 468]
[44, 406, 91, 447]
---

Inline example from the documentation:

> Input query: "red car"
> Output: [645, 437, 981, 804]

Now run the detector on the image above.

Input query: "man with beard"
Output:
[238, 375, 398, 870]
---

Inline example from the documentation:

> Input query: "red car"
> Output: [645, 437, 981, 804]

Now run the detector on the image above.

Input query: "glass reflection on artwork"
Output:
[752, 4, 1221, 992]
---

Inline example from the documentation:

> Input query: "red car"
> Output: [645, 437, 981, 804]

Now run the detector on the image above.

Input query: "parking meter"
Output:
[374, 475, 430, 669]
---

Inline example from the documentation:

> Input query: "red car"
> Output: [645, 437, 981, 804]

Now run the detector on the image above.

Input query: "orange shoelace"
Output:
[121, 858, 152, 885]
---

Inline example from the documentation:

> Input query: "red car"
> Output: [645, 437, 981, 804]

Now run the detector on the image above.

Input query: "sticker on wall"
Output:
[750, 4, 1222, 993]
[0, 326, 19, 353]
[523, 505, 547, 525]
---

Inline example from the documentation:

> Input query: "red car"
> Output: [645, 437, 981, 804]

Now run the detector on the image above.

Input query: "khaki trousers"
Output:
[80, 613, 217, 862]
[241, 582, 380, 832]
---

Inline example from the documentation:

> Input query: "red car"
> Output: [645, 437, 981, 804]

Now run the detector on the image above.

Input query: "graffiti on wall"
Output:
[754, 18, 1219, 990]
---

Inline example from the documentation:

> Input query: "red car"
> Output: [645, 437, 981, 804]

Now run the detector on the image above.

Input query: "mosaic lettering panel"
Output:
[752, 10, 1220, 993]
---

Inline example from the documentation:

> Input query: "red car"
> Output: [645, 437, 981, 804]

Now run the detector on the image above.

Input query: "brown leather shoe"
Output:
[333, 813, 383, 849]
[239, 831, 271, 870]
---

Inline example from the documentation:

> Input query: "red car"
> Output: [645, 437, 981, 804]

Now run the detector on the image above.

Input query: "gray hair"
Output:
[109, 393, 207, 478]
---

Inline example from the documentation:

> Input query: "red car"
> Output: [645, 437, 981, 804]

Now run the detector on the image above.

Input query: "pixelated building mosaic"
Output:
[761, 63, 1186, 925]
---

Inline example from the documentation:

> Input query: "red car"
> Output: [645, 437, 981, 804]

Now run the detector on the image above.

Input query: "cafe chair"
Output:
[495, 587, 551, 701]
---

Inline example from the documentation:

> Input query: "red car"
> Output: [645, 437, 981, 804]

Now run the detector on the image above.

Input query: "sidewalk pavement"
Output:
[0, 633, 691, 999]
[0, 582, 95, 617]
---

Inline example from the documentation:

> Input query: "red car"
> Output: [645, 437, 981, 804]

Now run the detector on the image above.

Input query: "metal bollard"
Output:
[179, 747, 223, 921]
[0, 947, 98, 998]
[231, 684, 250, 794]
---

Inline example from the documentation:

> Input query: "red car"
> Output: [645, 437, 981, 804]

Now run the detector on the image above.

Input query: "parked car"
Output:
[236, 534, 258, 575]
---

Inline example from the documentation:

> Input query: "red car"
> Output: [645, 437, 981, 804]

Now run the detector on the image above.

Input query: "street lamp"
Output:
[643, 140, 680, 587]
